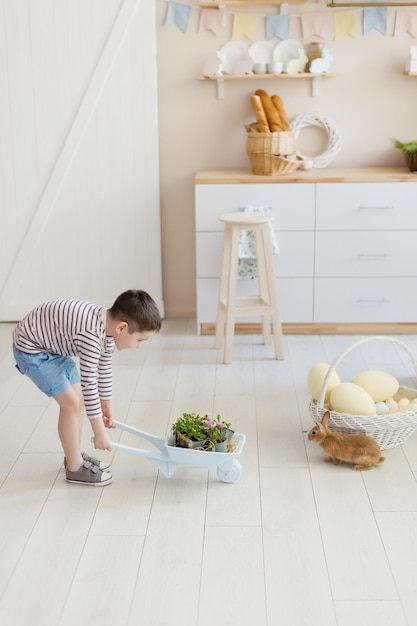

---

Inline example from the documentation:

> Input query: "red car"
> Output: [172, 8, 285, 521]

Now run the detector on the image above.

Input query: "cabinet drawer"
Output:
[316, 183, 417, 230]
[314, 278, 417, 322]
[196, 231, 314, 278]
[197, 277, 313, 326]
[195, 183, 315, 231]
[315, 231, 417, 277]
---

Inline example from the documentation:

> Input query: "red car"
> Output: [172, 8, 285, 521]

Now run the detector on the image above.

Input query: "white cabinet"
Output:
[195, 170, 417, 333]
[314, 182, 417, 323]
[195, 182, 316, 330]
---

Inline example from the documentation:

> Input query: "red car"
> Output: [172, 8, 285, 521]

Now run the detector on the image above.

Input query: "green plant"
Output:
[202, 416, 232, 444]
[172, 412, 207, 442]
[393, 139, 417, 152]
[171, 413, 233, 449]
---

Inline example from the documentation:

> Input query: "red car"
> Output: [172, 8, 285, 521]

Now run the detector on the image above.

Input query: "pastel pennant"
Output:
[198, 8, 224, 36]
[363, 7, 387, 36]
[232, 13, 256, 41]
[301, 13, 328, 41]
[165, 2, 191, 34]
[265, 15, 290, 41]
[395, 10, 417, 39]
[333, 11, 357, 40]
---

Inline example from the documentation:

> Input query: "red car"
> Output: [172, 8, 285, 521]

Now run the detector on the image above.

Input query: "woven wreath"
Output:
[290, 113, 342, 168]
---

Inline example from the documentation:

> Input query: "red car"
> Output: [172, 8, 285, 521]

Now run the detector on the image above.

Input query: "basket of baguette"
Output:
[246, 89, 301, 176]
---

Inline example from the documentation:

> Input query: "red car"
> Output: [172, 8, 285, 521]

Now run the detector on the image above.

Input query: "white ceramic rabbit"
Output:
[286, 48, 308, 74]
[309, 47, 333, 74]
[202, 51, 223, 77]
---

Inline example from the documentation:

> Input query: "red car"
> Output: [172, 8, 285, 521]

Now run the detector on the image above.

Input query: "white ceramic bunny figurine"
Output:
[309, 47, 333, 74]
[286, 48, 308, 74]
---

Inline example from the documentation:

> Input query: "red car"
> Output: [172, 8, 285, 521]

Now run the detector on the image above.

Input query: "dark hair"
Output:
[108, 290, 162, 333]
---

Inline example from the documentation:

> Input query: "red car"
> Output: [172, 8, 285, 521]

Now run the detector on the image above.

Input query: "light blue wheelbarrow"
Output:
[104, 420, 246, 483]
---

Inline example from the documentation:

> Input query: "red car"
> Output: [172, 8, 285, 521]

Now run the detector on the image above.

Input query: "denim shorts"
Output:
[13, 345, 81, 397]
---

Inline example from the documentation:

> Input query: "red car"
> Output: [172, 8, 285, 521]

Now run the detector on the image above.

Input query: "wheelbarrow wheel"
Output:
[217, 459, 242, 483]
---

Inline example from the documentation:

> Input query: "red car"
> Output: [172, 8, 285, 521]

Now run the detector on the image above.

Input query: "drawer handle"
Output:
[358, 205, 394, 210]
[356, 298, 390, 304]
[356, 253, 392, 258]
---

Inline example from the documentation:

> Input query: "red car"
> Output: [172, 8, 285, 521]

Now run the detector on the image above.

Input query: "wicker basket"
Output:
[308, 336, 417, 450]
[246, 125, 298, 175]
[246, 127, 296, 156]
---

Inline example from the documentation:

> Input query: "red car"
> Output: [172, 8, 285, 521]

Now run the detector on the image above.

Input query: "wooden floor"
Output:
[1, 319, 417, 626]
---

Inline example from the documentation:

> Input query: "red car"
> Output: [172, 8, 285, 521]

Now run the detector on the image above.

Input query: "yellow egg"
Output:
[307, 362, 341, 403]
[353, 370, 399, 402]
[398, 397, 410, 409]
[330, 382, 376, 416]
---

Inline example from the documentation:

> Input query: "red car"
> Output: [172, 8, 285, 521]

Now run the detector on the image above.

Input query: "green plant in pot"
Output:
[171, 413, 234, 451]
[394, 139, 417, 172]
[203, 416, 234, 452]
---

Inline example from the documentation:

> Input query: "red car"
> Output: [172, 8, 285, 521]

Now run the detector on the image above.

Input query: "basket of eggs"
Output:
[308, 336, 417, 450]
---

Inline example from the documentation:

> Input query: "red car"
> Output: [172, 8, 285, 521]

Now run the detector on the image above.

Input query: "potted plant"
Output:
[171, 413, 234, 452]
[172, 412, 209, 449]
[394, 139, 417, 172]
[202, 416, 234, 452]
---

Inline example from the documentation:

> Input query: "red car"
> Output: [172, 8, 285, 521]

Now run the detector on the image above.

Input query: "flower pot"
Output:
[404, 150, 417, 172]
[214, 440, 228, 452]
[175, 430, 208, 450]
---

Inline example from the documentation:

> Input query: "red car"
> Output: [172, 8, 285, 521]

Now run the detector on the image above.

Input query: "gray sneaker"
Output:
[66, 460, 113, 486]
[64, 452, 111, 471]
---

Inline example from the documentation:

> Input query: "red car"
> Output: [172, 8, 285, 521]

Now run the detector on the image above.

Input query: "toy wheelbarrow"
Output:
[103, 420, 246, 483]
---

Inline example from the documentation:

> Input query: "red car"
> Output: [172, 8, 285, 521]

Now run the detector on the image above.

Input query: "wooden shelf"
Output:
[199, 1, 306, 6]
[199, 73, 335, 98]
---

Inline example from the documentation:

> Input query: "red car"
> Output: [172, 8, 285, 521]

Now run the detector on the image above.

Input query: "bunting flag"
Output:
[198, 8, 225, 36]
[265, 15, 290, 41]
[395, 10, 417, 38]
[300, 13, 328, 41]
[333, 11, 357, 39]
[363, 7, 387, 36]
[165, 1, 191, 33]
[232, 13, 256, 41]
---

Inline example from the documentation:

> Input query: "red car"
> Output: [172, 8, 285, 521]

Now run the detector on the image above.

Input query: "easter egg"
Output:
[375, 401, 389, 415]
[307, 362, 341, 403]
[330, 382, 376, 416]
[386, 398, 398, 412]
[353, 370, 399, 402]
[398, 397, 410, 409]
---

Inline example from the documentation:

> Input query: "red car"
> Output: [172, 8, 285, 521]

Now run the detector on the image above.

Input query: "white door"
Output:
[0, 0, 163, 320]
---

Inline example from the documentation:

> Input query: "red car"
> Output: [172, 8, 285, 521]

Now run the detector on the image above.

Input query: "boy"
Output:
[12, 290, 161, 486]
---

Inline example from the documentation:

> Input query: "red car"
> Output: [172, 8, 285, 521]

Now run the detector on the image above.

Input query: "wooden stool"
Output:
[214, 212, 284, 364]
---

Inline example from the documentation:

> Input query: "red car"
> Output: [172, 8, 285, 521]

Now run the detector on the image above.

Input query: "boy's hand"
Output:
[90, 417, 113, 451]
[100, 399, 115, 428]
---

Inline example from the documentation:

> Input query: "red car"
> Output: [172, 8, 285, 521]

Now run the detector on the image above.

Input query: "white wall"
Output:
[0, 0, 163, 320]
[156, 1, 417, 317]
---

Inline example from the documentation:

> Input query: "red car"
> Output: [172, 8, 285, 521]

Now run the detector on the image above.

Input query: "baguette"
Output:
[250, 94, 270, 133]
[255, 89, 285, 132]
[271, 94, 290, 131]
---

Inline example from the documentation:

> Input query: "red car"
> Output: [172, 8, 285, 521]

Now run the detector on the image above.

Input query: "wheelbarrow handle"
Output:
[111, 419, 167, 453]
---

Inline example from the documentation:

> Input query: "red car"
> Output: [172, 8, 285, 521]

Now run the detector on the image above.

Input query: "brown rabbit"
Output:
[308, 411, 385, 471]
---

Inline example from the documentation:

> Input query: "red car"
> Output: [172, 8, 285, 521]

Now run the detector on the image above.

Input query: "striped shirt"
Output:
[13, 299, 114, 419]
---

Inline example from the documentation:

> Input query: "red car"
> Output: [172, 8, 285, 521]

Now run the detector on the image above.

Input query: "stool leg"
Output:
[255, 228, 272, 346]
[223, 226, 240, 364]
[214, 225, 232, 349]
[261, 224, 284, 360]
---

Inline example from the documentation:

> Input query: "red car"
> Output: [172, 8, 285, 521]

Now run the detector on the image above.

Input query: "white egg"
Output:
[353, 370, 399, 402]
[375, 401, 389, 414]
[307, 362, 341, 403]
[330, 382, 376, 416]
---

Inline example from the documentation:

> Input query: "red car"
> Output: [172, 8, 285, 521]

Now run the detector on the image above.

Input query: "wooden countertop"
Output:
[194, 168, 417, 184]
